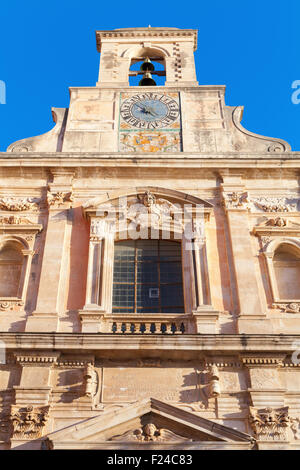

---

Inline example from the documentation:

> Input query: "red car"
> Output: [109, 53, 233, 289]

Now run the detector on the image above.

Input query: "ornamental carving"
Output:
[0, 215, 33, 225]
[274, 302, 300, 313]
[124, 191, 178, 228]
[208, 365, 220, 397]
[110, 423, 192, 442]
[0, 197, 39, 211]
[249, 406, 290, 440]
[222, 191, 249, 210]
[47, 190, 73, 208]
[0, 300, 24, 311]
[83, 363, 98, 398]
[265, 217, 287, 227]
[10, 405, 49, 439]
[252, 197, 297, 213]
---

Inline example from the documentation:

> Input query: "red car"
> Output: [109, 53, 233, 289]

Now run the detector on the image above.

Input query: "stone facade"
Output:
[0, 27, 300, 450]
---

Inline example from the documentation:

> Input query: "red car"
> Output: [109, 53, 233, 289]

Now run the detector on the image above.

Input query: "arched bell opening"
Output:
[129, 56, 166, 86]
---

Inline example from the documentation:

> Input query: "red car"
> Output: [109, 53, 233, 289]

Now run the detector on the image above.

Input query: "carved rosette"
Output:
[249, 406, 290, 441]
[10, 405, 49, 439]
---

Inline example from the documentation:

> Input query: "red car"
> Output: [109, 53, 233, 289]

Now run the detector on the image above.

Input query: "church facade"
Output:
[0, 27, 300, 450]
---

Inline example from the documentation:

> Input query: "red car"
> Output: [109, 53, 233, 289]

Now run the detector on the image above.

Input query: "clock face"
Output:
[120, 93, 180, 129]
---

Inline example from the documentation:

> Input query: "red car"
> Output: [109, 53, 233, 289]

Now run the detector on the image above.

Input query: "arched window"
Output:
[112, 240, 184, 313]
[273, 243, 300, 300]
[0, 241, 24, 297]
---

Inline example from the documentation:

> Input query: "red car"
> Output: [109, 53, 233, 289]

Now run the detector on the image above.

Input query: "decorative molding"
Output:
[0, 215, 34, 225]
[14, 352, 60, 366]
[273, 302, 300, 313]
[241, 355, 284, 367]
[0, 300, 24, 311]
[83, 363, 98, 398]
[47, 190, 73, 208]
[249, 406, 290, 441]
[222, 191, 249, 210]
[0, 197, 39, 212]
[251, 197, 298, 213]
[208, 365, 220, 397]
[110, 423, 192, 442]
[10, 405, 49, 439]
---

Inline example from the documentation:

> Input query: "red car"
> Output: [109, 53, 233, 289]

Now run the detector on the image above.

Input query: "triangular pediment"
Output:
[44, 398, 255, 450]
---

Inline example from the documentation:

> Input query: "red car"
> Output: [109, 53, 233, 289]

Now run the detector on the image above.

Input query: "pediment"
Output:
[44, 398, 255, 450]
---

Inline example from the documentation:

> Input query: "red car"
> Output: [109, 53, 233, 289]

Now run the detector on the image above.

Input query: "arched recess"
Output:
[264, 238, 300, 302]
[80, 187, 219, 334]
[0, 220, 42, 310]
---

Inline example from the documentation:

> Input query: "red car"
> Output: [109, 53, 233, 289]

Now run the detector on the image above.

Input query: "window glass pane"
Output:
[159, 241, 181, 261]
[114, 241, 135, 262]
[161, 284, 184, 307]
[137, 240, 158, 261]
[113, 263, 135, 283]
[136, 284, 159, 307]
[137, 262, 158, 283]
[137, 307, 160, 313]
[160, 262, 182, 283]
[112, 283, 134, 308]
[112, 307, 134, 313]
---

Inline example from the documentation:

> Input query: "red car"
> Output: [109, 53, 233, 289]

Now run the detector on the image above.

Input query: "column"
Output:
[25, 169, 74, 332]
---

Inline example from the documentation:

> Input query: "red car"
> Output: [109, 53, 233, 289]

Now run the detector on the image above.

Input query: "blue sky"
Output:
[0, 0, 299, 151]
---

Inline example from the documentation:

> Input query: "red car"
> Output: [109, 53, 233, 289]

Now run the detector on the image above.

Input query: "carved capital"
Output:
[10, 405, 49, 439]
[222, 191, 249, 210]
[249, 406, 290, 441]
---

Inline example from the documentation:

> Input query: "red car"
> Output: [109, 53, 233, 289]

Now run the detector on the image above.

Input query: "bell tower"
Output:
[95, 27, 198, 87]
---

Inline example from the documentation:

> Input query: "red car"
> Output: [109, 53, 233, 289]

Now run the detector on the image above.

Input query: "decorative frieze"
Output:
[0, 300, 24, 311]
[273, 302, 300, 313]
[251, 197, 298, 213]
[249, 406, 290, 441]
[0, 197, 40, 212]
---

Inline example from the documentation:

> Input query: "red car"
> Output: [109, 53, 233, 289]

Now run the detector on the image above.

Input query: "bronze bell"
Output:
[140, 57, 155, 72]
[139, 72, 156, 86]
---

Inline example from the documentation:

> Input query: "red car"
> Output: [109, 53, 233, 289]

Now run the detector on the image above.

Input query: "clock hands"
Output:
[134, 102, 159, 117]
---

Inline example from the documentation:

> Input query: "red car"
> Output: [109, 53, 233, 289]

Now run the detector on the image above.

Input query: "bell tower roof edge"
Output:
[95, 27, 198, 52]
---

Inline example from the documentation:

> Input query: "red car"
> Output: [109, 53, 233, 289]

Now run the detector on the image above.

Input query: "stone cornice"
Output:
[0, 333, 299, 355]
[0, 154, 300, 170]
[95, 28, 198, 52]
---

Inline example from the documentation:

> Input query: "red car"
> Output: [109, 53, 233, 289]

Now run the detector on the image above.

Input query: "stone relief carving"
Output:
[10, 405, 49, 439]
[0, 300, 24, 311]
[290, 417, 300, 439]
[110, 423, 192, 442]
[47, 190, 73, 208]
[208, 365, 220, 397]
[125, 191, 178, 228]
[252, 197, 297, 213]
[0, 215, 34, 225]
[274, 302, 300, 313]
[265, 217, 287, 227]
[222, 191, 249, 210]
[0, 197, 39, 211]
[83, 363, 98, 398]
[249, 407, 290, 441]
